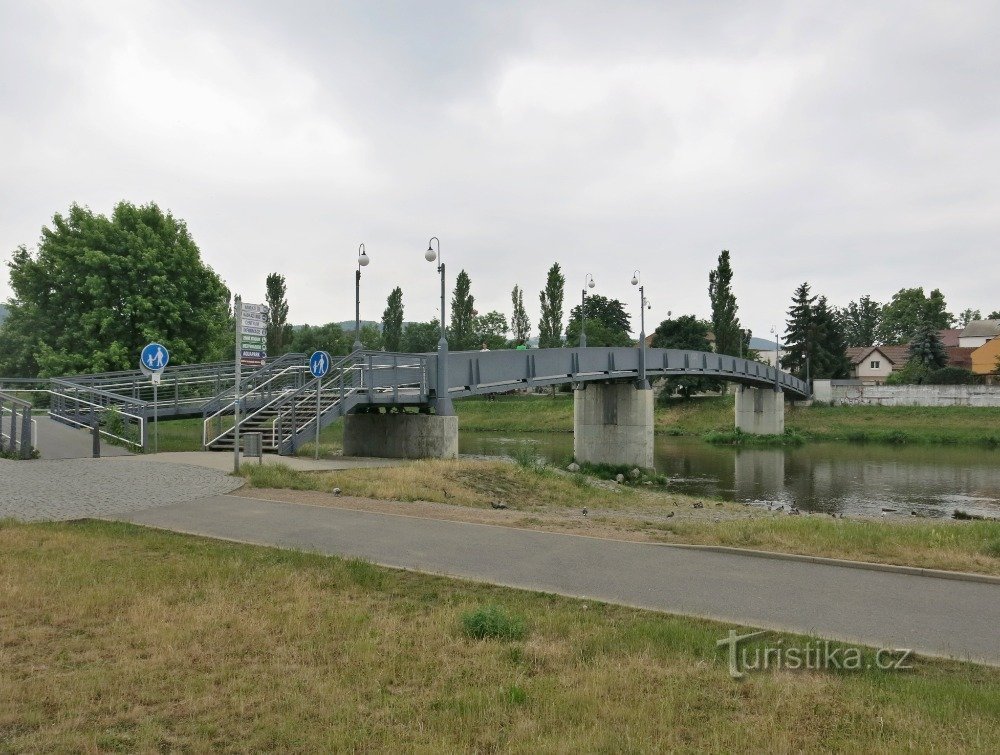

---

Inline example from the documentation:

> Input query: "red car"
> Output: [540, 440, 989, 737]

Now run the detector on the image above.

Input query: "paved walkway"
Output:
[117, 494, 1000, 666]
[143, 451, 407, 472]
[33, 416, 131, 459]
[0, 457, 242, 521]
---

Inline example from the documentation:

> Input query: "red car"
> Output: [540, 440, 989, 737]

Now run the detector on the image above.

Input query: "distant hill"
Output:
[750, 336, 777, 351]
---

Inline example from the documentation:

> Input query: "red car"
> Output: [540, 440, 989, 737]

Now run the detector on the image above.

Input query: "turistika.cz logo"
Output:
[716, 630, 914, 679]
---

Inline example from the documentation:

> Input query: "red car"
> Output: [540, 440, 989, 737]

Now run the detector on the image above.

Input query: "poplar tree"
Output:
[381, 287, 404, 352]
[707, 250, 744, 356]
[510, 285, 531, 344]
[449, 270, 476, 351]
[538, 263, 565, 348]
[265, 273, 291, 355]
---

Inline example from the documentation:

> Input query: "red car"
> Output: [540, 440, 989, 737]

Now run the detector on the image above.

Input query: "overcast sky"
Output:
[2, 0, 998, 339]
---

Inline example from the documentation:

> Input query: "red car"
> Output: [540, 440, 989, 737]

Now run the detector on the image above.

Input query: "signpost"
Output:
[233, 297, 270, 472]
[309, 351, 331, 460]
[140, 342, 170, 453]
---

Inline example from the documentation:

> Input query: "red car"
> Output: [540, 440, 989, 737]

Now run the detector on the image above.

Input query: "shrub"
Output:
[925, 367, 979, 385]
[461, 605, 527, 641]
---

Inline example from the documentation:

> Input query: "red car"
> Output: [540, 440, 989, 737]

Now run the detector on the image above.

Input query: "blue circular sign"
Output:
[309, 351, 331, 378]
[141, 342, 170, 372]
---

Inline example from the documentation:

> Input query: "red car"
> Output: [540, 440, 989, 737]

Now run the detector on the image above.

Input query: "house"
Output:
[845, 345, 910, 384]
[947, 347, 977, 370]
[958, 319, 1000, 348]
[971, 338, 1000, 378]
[938, 328, 962, 348]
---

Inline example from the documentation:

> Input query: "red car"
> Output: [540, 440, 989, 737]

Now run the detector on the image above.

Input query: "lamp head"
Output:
[588, 279, 595, 289]
[424, 246, 437, 263]
[631, 276, 639, 286]
[358, 250, 369, 267]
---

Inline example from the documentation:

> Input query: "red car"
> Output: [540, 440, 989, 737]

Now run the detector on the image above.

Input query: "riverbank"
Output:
[456, 394, 1000, 446]
[3, 520, 996, 750]
[238, 459, 1000, 576]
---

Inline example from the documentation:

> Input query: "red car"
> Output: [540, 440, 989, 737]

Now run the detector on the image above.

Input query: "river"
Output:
[459, 431, 1000, 520]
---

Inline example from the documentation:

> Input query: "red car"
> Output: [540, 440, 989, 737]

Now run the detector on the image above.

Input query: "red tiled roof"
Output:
[846, 345, 910, 365]
[947, 346, 976, 369]
[938, 329, 962, 347]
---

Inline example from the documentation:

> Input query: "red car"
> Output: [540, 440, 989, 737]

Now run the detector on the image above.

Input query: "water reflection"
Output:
[459, 432, 1000, 519]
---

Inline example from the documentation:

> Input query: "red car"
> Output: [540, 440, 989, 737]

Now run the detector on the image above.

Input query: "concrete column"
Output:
[573, 383, 654, 469]
[343, 412, 458, 459]
[734, 385, 785, 435]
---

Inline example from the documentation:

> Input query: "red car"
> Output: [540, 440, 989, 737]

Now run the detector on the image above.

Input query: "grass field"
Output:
[240, 460, 1000, 575]
[1, 520, 997, 751]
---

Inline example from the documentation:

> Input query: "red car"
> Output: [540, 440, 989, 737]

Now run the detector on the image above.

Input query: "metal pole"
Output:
[233, 295, 242, 474]
[153, 382, 159, 454]
[580, 288, 587, 348]
[354, 267, 362, 352]
[775, 333, 781, 392]
[315, 376, 321, 460]
[638, 285, 648, 388]
[429, 237, 454, 416]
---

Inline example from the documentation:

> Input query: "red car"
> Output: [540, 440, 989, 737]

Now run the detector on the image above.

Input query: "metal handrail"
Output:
[201, 364, 311, 447]
[46, 389, 146, 449]
[200, 352, 308, 418]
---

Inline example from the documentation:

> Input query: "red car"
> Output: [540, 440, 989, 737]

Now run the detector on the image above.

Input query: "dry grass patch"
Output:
[1, 520, 998, 752]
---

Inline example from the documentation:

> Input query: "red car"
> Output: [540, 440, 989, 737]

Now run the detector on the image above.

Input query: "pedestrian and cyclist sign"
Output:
[140, 343, 169, 371]
[310, 351, 331, 378]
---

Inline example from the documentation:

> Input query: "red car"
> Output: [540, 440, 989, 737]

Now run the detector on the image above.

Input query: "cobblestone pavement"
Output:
[0, 457, 244, 522]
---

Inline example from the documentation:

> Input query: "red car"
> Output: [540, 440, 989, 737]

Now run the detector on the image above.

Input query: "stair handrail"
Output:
[200, 352, 307, 419]
[201, 363, 310, 447]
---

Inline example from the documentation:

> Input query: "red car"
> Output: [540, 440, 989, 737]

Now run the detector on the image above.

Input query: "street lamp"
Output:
[631, 271, 649, 389]
[424, 237, 454, 416]
[354, 243, 370, 351]
[770, 326, 781, 391]
[580, 274, 596, 347]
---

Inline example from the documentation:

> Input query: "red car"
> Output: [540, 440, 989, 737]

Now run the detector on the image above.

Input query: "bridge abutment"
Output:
[343, 412, 458, 459]
[734, 385, 785, 435]
[573, 383, 654, 469]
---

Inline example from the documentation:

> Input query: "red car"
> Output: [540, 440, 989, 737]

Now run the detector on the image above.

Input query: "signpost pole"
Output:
[233, 295, 242, 474]
[153, 381, 159, 453]
[315, 377, 321, 460]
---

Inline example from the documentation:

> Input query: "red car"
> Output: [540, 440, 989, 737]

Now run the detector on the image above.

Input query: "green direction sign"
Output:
[241, 334, 266, 346]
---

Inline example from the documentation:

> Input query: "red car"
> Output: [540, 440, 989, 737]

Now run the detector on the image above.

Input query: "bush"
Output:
[461, 605, 527, 641]
[925, 367, 979, 385]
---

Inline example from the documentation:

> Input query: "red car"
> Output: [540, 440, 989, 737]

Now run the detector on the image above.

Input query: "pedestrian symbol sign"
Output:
[310, 351, 331, 378]
[141, 343, 169, 372]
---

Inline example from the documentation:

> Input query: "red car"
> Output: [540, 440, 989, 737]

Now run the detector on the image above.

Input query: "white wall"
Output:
[825, 383, 1000, 407]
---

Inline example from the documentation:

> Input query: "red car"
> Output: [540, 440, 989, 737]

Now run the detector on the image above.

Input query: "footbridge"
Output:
[15, 347, 806, 467]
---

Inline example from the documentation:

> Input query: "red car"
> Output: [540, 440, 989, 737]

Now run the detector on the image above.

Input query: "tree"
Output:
[449, 270, 476, 351]
[780, 282, 816, 379]
[989, 311, 1000, 320]
[381, 287, 404, 352]
[838, 295, 882, 347]
[565, 295, 632, 347]
[286, 323, 350, 357]
[707, 250, 744, 357]
[908, 323, 947, 370]
[0, 202, 230, 377]
[537, 263, 565, 348]
[510, 285, 530, 345]
[358, 322, 382, 350]
[401, 321, 440, 353]
[265, 273, 292, 356]
[811, 296, 851, 379]
[475, 311, 508, 350]
[958, 308, 981, 327]
[650, 315, 717, 396]
[878, 287, 953, 344]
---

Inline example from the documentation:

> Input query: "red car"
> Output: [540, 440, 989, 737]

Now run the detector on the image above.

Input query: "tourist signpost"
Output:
[140, 342, 170, 452]
[233, 297, 269, 472]
[309, 351, 331, 460]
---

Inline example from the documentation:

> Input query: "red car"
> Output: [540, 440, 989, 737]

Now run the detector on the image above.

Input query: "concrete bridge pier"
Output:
[734, 385, 785, 435]
[343, 411, 458, 459]
[573, 382, 655, 469]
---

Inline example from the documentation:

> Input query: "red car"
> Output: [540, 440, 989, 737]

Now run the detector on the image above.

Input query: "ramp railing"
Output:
[0, 390, 35, 458]
[48, 379, 146, 450]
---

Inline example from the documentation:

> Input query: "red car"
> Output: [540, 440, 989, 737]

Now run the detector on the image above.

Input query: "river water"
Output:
[459, 432, 1000, 520]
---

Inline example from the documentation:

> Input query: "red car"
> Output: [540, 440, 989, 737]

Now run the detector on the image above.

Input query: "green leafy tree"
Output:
[510, 285, 531, 345]
[958, 308, 981, 327]
[811, 296, 851, 379]
[988, 311, 1000, 320]
[475, 311, 508, 350]
[401, 321, 440, 353]
[650, 315, 716, 397]
[565, 295, 632, 347]
[707, 250, 744, 357]
[838, 295, 882, 347]
[449, 270, 476, 351]
[265, 273, 292, 356]
[878, 287, 953, 344]
[358, 323, 382, 350]
[908, 323, 947, 370]
[780, 282, 816, 379]
[0, 201, 230, 377]
[537, 263, 565, 348]
[381, 287, 404, 352]
[286, 323, 350, 356]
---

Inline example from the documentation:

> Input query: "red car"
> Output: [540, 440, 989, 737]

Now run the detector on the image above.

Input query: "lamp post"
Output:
[631, 271, 650, 389]
[425, 237, 454, 416]
[580, 274, 596, 347]
[354, 243, 370, 352]
[770, 326, 781, 391]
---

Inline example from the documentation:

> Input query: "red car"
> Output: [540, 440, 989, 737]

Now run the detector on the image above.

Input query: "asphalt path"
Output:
[32, 416, 131, 459]
[116, 493, 1000, 666]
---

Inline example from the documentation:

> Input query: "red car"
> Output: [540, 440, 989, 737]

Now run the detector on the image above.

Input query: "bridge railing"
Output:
[199, 352, 309, 421]
[270, 351, 429, 453]
[48, 379, 147, 450]
[0, 390, 35, 458]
